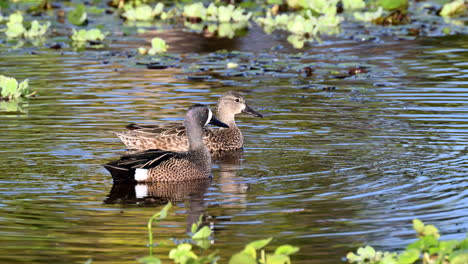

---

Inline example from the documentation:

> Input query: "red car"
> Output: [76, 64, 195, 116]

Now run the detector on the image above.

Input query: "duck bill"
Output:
[209, 116, 229, 128]
[242, 104, 263, 118]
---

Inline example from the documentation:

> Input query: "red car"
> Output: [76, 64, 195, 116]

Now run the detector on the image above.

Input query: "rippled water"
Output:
[0, 33, 467, 264]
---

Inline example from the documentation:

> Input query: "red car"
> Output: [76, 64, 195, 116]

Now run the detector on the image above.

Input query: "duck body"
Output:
[115, 92, 262, 152]
[104, 104, 228, 182]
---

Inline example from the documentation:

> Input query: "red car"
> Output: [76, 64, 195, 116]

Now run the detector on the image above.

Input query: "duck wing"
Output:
[103, 149, 178, 182]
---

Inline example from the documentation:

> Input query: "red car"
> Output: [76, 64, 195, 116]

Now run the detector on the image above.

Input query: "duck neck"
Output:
[217, 112, 237, 129]
[186, 122, 205, 151]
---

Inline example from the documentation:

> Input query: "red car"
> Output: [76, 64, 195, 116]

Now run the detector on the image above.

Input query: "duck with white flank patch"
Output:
[115, 92, 263, 152]
[104, 104, 229, 182]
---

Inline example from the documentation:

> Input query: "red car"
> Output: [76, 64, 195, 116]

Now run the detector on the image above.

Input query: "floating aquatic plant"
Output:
[347, 219, 468, 264]
[440, 0, 466, 17]
[67, 3, 87, 26]
[71, 28, 106, 42]
[0, 75, 31, 100]
[136, 203, 300, 264]
[354, 7, 384, 22]
[139, 37, 168, 55]
[5, 12, 50, 39]
[183, 3, 251, 22]
[122, 3, 164, 21]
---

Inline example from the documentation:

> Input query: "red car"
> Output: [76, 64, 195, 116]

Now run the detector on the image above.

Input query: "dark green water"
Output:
[0, 32, 467, 263]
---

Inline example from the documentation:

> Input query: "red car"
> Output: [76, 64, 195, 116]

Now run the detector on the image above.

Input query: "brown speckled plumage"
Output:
[115, 92, 263, 152]
[104, 105, 228, 182]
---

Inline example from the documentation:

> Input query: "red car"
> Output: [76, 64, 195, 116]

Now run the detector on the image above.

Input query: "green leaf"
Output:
[0, 75, 18, 98]
[274, 244, 300, 256]
[229, 252, 257, 264]
[246, 237, 272, 250]
[450, 252, 468, 264]
[413, 219, 425, 234]
[342, 0, 365, 11]
[67, 3, 87, 26]
[24, 20, 50, 39]
[438, 240, 459, 253]
[459, 238, 468, 250]
[138, 256, 162, 264]
[377, 0, 408, 11]
[407, 236, 439, 251]
[242, 245, 257, 259]
[357, 246, 376, 259]
[168, 243, 198, 263]
[266, 253, 291, 264]
[397, 248, 420, 264]
[424, 225, 440, 238]
[148, 38, 168, 54]
[440, 0, 466, 17]
[380, 254, 399, 264]
[192, 226, 211, 240]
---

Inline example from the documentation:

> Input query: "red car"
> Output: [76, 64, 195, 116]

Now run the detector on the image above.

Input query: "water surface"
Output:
[0, 33, 467, 263]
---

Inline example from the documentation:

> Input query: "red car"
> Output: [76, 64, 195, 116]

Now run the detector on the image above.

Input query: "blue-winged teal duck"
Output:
[115, 92, 263, 152]
[104, 104, 229, 182]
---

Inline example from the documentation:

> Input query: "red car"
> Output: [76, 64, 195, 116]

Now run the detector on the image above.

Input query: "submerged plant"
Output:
[0, 75, 31, 100]
[347, 219, 468, 264]
[5, 12, 50, 39]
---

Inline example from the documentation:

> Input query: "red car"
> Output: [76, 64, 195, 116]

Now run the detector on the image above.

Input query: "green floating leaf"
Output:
[440, 0, 466, 17]
[148, 38, 168, 55]
[71, 28, 105, 42]
[378, 0, 408, 11]
[0, 75, 30, 99]
[67, 3, 87, 26]
[397, 248, 420, 264]
[274, 244, 300, 256]
[342, 0, 366, 11]
[246, 237, 272, 250]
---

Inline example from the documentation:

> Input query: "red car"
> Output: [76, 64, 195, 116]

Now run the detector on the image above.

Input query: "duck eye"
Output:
[235, 98, 240, 103]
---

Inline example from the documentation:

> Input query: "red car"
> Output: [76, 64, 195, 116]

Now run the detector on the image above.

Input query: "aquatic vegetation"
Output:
[378, 0, 408, 11]
[67, 3, 87, 26]
[0, 75, 30, 100]
[148, 37, 169, 54]
[354, 7, 384, 22]
[5, 12, 50, 39]
[71, 28, 105, 42]
[347, 219, 468, 264]
[440, 0, 466, 17]
[139, 37, 168, 55]
[136, 203, 299, 264]
[122, 3, 164, 21]
[183, 3, 252, 22]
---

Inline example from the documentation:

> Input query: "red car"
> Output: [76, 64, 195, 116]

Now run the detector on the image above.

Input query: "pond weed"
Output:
[347, 219, 468, 264]
[132, 202, 300, 264]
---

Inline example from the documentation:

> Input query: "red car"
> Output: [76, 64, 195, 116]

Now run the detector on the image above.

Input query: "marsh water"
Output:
[0, 30, 467, 264]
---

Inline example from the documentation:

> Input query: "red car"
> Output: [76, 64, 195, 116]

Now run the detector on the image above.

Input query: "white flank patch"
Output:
[135, 184, 148, 198]
[135, 168, 149, 182]
[204, 108, 213, 127]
